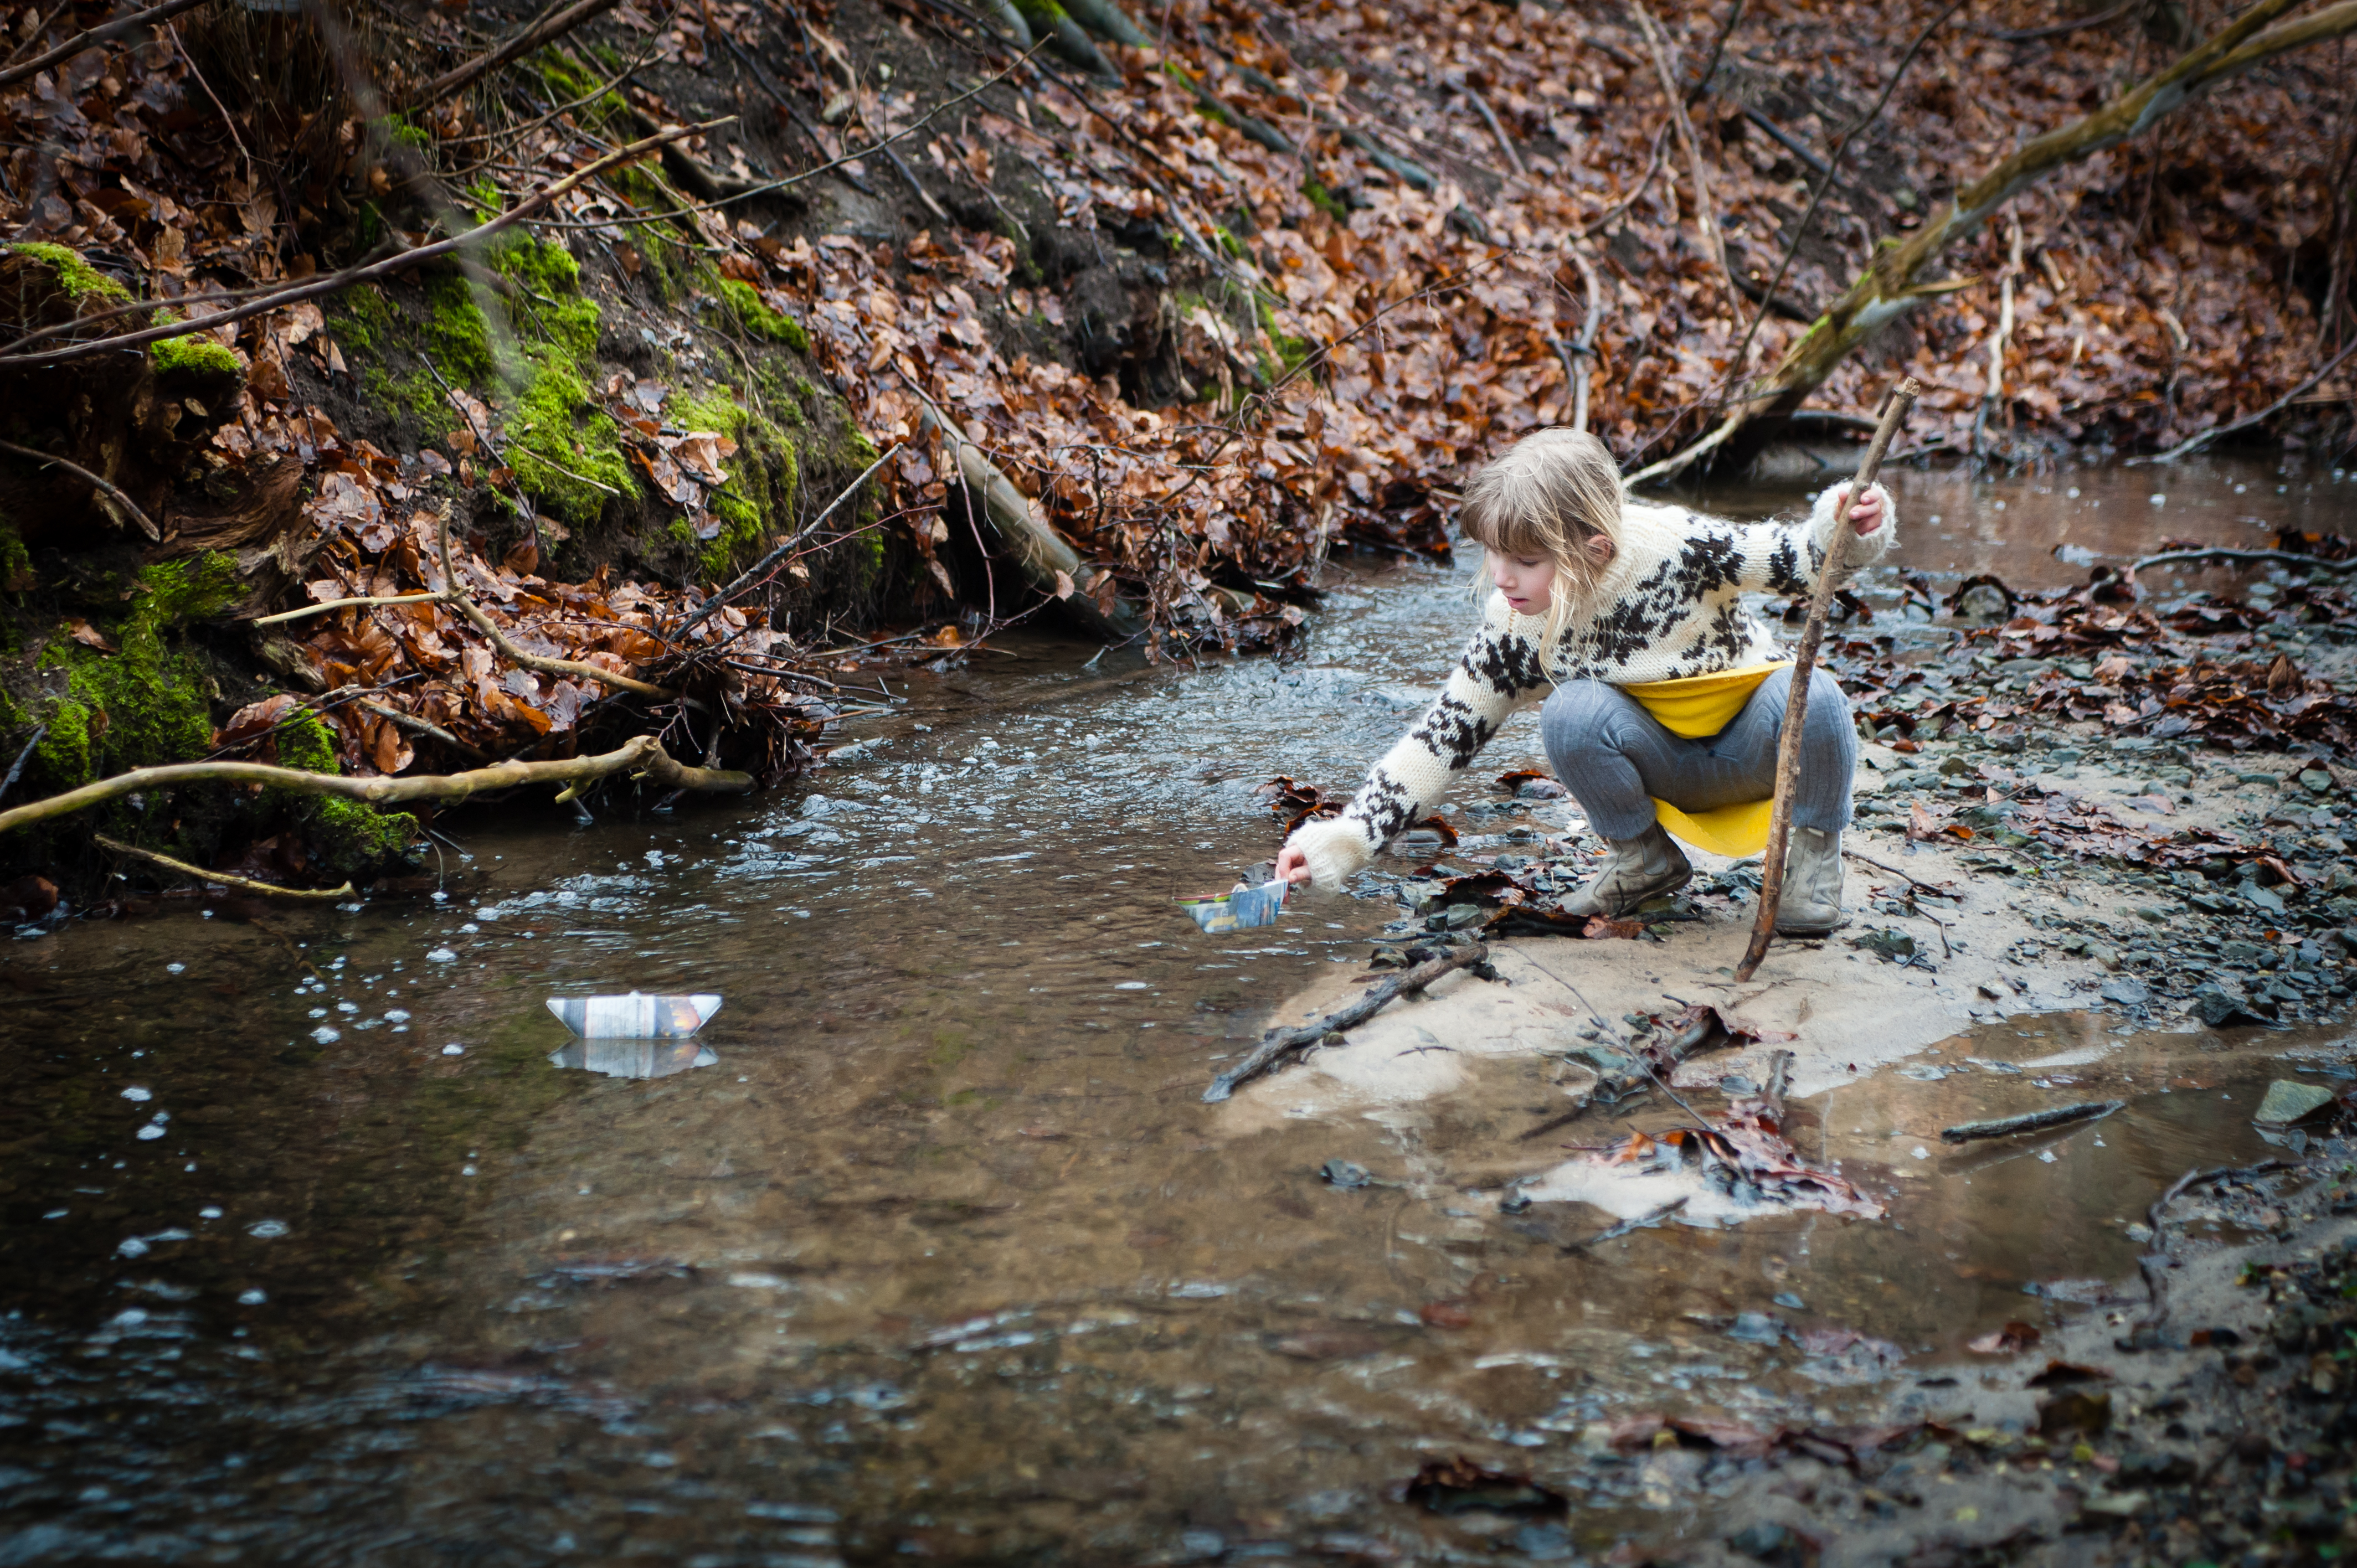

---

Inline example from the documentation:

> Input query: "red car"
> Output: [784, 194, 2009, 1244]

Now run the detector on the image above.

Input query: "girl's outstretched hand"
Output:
[1273, 844, 1313, 885]
[1839, 483, 1886, 535]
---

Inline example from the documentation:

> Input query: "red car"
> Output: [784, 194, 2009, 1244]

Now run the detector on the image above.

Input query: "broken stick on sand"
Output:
[1202, 942, 1489, 1102]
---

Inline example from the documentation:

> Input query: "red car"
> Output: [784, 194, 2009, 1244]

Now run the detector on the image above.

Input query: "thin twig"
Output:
[1684, 0, 1746, 100]
[0, 0, 210, 92]
[408, 0, 622, 107]
[253, 592, 445, 627]
[1562, 1195, 1689, 1251]
[672, 442, 904, 639]
[1462, 87, 1526, 177]
[95, 834, 357, 902]
[2131, 334, 2357, 464]
[0, 724, 45, 804]
[362, 700, 490, 761]
[0, 121, 729, 367]
[0, 439, 159, 540]
[1630, 1, 1739, 317]
[1721, 0, 1972, 392]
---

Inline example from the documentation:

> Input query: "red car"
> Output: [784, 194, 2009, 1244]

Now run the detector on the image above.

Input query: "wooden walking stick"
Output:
[1733, 376, 1920, 982]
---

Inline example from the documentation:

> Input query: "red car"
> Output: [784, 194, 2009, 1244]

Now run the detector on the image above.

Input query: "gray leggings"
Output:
[1538, 666, 1856, 843]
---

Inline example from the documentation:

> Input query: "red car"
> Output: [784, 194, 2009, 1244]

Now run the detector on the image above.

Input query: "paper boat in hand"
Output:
[545, 992, 722, 1039]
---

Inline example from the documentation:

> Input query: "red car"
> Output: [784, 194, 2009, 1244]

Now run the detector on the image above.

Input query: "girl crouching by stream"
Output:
[1274, 427, 1893, 935]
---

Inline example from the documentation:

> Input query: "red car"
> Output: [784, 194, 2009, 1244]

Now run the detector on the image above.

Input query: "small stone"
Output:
[2100, 977, 2150, 1007]
[2301, 768, 2334, 795]
[2254, 1079, 2336, 1126]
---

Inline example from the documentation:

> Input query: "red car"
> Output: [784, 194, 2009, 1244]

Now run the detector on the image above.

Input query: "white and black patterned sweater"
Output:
[1286, 483, 1897, 889]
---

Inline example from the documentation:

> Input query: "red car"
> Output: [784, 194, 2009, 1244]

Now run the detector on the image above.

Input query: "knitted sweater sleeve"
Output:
[1725, 481, 1897, 596]
[1284, 592, 1547, 889]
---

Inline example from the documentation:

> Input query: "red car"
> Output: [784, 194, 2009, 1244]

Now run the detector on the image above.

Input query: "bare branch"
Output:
[95, 833, 356, 901]
[0, 0, 210, 93]
[406, 0, 621, 107]
[0, 736, 750, 838]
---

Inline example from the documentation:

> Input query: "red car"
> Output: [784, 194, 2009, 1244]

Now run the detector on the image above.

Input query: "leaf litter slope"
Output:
[3, 0, 2345, 788]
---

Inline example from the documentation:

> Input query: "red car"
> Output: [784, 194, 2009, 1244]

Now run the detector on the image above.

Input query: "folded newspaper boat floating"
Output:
[545, 993, 723, 1039]
[550, 1039, 718, 1080]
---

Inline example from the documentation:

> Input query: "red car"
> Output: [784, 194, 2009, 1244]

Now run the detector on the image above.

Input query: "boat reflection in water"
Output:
[547, 1039, 718, 1079]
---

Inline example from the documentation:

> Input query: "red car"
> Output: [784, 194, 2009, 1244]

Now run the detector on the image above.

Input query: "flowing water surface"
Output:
[0, 456, 2337, 1565]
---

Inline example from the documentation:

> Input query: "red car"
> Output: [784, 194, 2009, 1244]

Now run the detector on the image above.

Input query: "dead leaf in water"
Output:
[1401, 1456, 1567, 1516]
[1967, 1321, 2042, 1354]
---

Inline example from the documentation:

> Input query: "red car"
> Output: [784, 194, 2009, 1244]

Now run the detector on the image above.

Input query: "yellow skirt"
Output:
[1618, 662, 1790, 858]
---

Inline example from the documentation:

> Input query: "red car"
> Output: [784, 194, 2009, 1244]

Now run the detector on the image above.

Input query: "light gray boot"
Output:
[1562, 821, 1691, 917]
[1775, 826, 1847, 936]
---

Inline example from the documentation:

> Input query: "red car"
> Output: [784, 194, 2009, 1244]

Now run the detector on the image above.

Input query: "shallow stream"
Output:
[0, 456, 2343, 1565]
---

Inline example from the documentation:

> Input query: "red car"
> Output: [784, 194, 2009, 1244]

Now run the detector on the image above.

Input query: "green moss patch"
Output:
[6, 240, 128, 301]
[671, 385, 799, 579]
[272, 709, 420, 880]
[25, 554, 245, 791]
[508, 346, 635, 526]
[714, 278, 810, 350]
[419, 238, 636, 527]
[148, 334, 244, 379]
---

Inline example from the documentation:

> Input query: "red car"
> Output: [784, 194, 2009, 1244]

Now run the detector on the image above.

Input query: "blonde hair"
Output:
[1457, 427, 1624, 653]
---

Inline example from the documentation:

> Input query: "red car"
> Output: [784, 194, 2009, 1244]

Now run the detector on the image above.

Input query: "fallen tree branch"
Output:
[0, 439, 159, 540]
[0, 120, 728, 368]
[94, 833, 356, 901]
[2130, 334, 2357, 465]
[1635, 0, 2357, 487]
[1556, 242, 1604, 434]
[1562, 1195, 1689, 1250]
[1203, 942, 1488, 1102]
[1464, 87, 1527, 177]
[908, 391, 1149, 640]
[1940, 1099, 2124, 1143]
[1977, 0, 2137, 42]
[1843, 846, 1954, 891]
[0, 735, 750, 838]
[408, 0, 621, 107]
[0, 0, 210, 93]
[253, 592, 442, 627]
